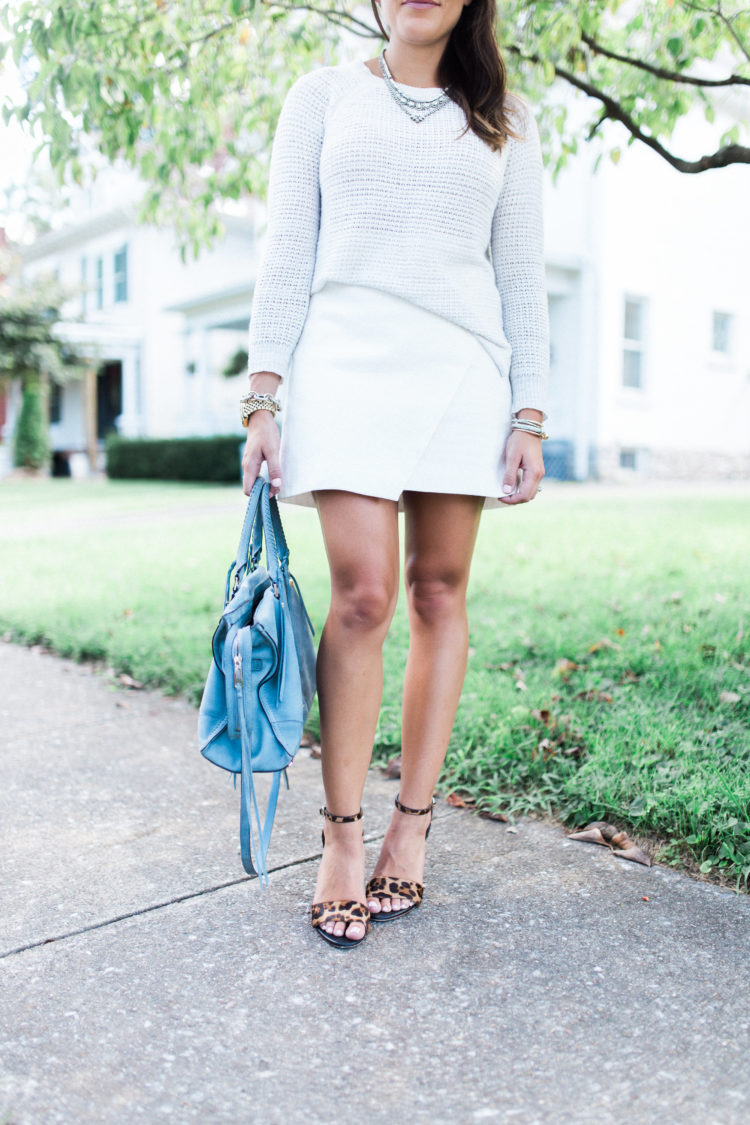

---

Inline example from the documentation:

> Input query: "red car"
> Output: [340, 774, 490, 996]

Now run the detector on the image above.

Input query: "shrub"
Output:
[13, 383, 50, 470]
[106, 434, 244, 482]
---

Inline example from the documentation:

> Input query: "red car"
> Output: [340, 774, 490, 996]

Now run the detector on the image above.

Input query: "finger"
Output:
[503, 466, 543, 505]
[242, 450, 263, 496]
[264, 444, 283, 498]
[500, 452, 521, 502]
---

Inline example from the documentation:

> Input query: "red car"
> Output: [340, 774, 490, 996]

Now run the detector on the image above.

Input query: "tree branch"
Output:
[508, 46, 750, 172]
[580, 31, 750, 87]
[261, 0, 378, 38]
[682, 0, 750, 64]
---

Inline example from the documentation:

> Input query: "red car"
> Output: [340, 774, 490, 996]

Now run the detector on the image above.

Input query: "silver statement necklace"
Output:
[378, 46, 452, 124]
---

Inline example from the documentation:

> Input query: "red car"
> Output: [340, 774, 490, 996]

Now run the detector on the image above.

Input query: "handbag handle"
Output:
[249, 487, 289, 574]
[227, 478, 290, 603]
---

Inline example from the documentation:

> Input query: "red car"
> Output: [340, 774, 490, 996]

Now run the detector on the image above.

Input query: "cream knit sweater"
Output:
[247, 60, 549, 415]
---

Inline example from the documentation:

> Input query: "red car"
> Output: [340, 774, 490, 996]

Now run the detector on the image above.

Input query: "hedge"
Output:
[106, 434, 244, 482]
[14, 383, 50, 471]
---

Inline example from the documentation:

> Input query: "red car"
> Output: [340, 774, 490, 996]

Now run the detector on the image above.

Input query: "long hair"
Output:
[369, 0, 520, 152]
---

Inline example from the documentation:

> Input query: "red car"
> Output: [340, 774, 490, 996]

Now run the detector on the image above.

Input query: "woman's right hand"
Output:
[242, 411, 282, 497]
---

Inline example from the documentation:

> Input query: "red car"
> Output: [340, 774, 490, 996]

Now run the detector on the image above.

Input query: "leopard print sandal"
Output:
[366, 795, 436, 924]
[311, 807, 371, 950]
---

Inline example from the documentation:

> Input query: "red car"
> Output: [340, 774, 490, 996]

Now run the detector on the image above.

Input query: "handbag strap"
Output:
[236, 656, 282, 887]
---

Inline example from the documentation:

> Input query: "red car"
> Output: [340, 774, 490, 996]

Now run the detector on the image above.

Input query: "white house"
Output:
[4, 81, 749, 481]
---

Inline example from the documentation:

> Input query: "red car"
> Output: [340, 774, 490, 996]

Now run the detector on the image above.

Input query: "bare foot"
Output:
[367, 805, 432, 915]
[313, 819, 368, 940]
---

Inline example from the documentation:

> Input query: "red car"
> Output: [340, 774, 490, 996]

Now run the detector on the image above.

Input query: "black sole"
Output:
[314, 927, 369, 949]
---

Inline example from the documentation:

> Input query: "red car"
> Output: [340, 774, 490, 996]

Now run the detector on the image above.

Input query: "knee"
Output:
[331, 577, 397, 635]
[406, 566, 467, 628]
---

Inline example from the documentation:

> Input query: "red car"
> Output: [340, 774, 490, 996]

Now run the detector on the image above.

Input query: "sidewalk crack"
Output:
[0, 833, 386, 961]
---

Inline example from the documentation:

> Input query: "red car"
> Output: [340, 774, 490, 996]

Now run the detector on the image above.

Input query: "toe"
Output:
[380, 898, 392, 913]
[346, 921, 365, 940]
[367, 898, 380, 913]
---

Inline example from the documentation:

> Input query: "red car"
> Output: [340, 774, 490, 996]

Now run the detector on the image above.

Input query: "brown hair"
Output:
[369, 0, 521, 152]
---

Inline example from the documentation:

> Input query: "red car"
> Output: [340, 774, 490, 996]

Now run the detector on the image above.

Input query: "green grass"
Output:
[1, 478, 748, 890]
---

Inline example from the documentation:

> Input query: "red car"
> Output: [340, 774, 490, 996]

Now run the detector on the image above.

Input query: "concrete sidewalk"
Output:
[1, 641, 748, 1125]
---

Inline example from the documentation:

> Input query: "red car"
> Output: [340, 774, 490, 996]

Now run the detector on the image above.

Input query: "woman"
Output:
[241, 0, 548, 948]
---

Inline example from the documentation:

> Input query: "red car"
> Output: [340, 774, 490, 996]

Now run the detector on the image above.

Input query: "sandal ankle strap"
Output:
[394, 794, 436, 817]
[320, 806, 363, 824]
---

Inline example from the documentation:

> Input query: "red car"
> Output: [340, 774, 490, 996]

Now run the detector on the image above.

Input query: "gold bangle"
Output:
[240, 392, 281, 427]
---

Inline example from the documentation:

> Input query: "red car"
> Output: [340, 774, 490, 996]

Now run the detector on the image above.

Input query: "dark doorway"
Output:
[97, 362, 123, 439]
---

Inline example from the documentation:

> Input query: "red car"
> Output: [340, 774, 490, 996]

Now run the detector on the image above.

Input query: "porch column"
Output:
[117, 346, 142, 437]
[83, 366, 98, 472]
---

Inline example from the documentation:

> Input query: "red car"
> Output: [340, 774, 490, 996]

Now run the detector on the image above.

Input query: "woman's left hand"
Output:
[499, 430, 545, 504]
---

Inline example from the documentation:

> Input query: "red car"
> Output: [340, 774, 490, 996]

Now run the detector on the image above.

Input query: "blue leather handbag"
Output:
[198, 477, 317, 885]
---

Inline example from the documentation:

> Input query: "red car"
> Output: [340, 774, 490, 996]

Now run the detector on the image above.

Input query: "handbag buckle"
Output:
[233, 652, 243, 687]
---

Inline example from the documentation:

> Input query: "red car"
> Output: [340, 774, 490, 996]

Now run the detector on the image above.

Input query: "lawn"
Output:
[1, 477, 748, 889]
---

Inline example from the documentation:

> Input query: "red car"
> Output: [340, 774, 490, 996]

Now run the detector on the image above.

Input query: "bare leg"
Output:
[312, 490, 400, 939]
[367, 491, 484, 914]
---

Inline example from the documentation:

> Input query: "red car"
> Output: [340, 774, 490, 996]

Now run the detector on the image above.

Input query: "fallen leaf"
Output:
[118, 673, 144, 690]
[445, 792, 468, 807]
[309, 743, 322, 760]
[568, 826, 608, 846]
[382, 754, 401, 778]
[666, 591, 683, 604]
[485, 661, 513, 671]
[537, 737, 556, 759]
[299, 731, 315, 747]
[562, 745, 584, 758]
[719, 691, 741, 705]
[616, 628, 626, 636]
[714, 593, 727, 604]
[619, 669, 640, 684]
[568, 820, 651, 866]
[614, 845, 652, 866]
[531, 708, 554, 726]
[554, 658, 579, 679]
[478, 809, 509, 822]
[574, 690, 614, 703]
[588, 637, 620, 654]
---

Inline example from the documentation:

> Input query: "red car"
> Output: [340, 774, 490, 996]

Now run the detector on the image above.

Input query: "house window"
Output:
[95, 256, 104, 309]
[712, 311, 733, 355]
[113, 245, 128, 304]
[622, 297, 647, 389]
[619, 448, 637, 470]
[80, 257, 87, 316]
[49, 381, 63, 425]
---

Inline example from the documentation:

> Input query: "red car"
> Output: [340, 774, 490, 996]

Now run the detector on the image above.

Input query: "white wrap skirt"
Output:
[278, 281, 512, 512]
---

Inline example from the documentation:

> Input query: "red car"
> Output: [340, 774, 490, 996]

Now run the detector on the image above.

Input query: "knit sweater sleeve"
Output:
[490, 101, 549, 417]
[246, 72, 329, 381]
